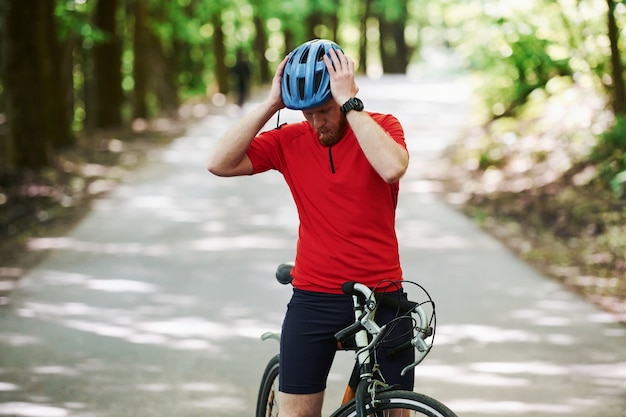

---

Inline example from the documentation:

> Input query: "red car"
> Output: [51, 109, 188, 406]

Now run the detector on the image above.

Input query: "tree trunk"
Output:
[305, 11, 338, 43]
[378, 18, 408, 74]
[607, 0, 626, 115]
[212, 13, 229, 94]
[306, 15, 321, 41]
[284, 29, 296, 56]
[375, 0, 408, 74]
[41, 0, 74, 149]
[132, 0, 150, 119]
[3, 0, 51, 168]
[148, 2, 180, 116]
[359, 0, 374, 73]
[93, 0, 124, 128]
[62, 33, 79, 135]
[147, 32, 179, 115]
[253, 14, 270, 83]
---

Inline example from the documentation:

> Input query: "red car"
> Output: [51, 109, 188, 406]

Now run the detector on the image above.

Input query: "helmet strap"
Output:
[275, 109, 286, 130]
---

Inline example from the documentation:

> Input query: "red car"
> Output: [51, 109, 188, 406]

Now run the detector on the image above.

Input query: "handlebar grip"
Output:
[342, 282, 419, 313]
[334, 320, 363, 344]
[386, 339, 413, 358]
[386, 326, 433, 358]
[275, 263, 294, 285]
[341, 281, 357, 295]
[377, 293, 419, 313]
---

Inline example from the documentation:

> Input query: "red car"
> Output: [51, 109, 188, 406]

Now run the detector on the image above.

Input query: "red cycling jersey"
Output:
[247, 112, 407, 294]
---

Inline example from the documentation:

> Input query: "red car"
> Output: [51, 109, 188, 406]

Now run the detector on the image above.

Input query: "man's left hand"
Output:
[324, 48, 359, 105]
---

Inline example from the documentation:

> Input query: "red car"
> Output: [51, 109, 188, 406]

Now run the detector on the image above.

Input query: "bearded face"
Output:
[302, 100, 347, 147]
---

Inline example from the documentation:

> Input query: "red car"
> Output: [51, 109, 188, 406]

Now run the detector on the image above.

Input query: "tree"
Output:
[2, 0, 625, 176]
[358, 0, 375, 73]
[607, 0, 626, 115]
[212, 11, 229, 94]
[250, 0, 271, 83]
[148, 2, 181, 115]
[132, 0, 150, 120]
[41, 1, 74, 150]
[375, 0, 409, 74]
[3, 0, 53, 168]
[93, 0, 123, 128]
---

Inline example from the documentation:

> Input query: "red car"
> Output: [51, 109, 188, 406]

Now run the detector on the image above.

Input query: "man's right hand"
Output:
[207, 54, 292, 178]
[266, 55, 290, 112]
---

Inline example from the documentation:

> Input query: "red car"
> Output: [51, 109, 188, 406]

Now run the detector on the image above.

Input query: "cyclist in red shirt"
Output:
[208, 39, 412, 417]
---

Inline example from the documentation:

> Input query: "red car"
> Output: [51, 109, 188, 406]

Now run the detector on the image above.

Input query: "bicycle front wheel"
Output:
[255, 354, 280, 417]
[335, 389, 458, 417]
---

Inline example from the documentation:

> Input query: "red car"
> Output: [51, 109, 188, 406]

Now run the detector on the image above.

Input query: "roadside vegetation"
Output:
[433, 79, 626, 322]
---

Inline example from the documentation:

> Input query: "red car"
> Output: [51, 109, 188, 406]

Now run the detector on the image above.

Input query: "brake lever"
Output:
[400, 345, 432, 376]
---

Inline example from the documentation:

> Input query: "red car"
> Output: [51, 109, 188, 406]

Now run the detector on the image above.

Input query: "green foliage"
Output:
[373, 0, 407, 22]
[2, 0, 626, 172]
[596, 116, 626, 156]
[611, 171, 626, 197]
[55, 0, 107, 47]
[449, 0, 609, 120]
[593, 116, 626, 196]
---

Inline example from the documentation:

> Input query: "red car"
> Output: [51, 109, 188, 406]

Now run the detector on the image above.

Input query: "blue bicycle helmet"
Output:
[281, 39, 343, 110]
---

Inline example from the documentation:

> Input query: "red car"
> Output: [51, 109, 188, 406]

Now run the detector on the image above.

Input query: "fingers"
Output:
[323, 48, 358, 105]
[267, 55, 289, 110]
[271, 55, 290, 92]
[275, 54, 290, 79]
[324, 48, 353, 73]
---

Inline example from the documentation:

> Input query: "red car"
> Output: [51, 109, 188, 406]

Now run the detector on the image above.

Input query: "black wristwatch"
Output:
[340, 97, 364, 115]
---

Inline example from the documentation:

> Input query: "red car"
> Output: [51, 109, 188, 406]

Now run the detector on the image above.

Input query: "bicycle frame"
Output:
[338, 282, 423, 417]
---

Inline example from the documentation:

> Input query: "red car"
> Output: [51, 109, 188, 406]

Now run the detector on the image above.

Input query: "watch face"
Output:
[343, 97, 364, 114]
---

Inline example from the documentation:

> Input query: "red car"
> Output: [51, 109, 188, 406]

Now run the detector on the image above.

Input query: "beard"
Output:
[316, 117, 347, 147]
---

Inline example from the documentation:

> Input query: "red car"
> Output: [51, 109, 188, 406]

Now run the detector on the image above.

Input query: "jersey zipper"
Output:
[328, 146, 336, 174]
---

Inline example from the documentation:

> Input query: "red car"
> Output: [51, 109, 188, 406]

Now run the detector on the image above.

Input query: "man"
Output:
[207, 39, 412, 417]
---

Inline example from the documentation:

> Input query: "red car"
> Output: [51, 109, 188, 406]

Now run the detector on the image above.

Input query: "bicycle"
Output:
[256, 263, 458, 417]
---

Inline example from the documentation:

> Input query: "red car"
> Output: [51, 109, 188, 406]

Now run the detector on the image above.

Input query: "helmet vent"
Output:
[285, 74, 292, 96]
[297, 78, 305, 99]
[313, 72, 323, 93]
[299, 50, 309, 64]
[316, 48, 325, 62]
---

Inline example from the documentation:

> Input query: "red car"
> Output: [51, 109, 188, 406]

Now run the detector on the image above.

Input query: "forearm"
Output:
[347, 111, 409, 183]
[207, 101, 279, 177]
[322, 50, 408, 183]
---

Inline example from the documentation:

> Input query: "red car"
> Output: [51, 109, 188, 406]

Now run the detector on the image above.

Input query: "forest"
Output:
[0, 0, 624, 172]
[0, 1, 625, 315]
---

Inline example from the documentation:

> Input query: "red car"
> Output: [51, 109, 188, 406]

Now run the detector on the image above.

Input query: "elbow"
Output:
[207, 155, 253, 177]
[207, 165, 222, 177]
[382, 156, 409, 184]
[207, 157, 228, 177]
[382, 167, 407, 184]
[207, 165, 233, 178]
[206, 160, 220, 176]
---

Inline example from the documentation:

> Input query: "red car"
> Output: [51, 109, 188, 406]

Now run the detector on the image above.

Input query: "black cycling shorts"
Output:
[279, 287, 415, 395]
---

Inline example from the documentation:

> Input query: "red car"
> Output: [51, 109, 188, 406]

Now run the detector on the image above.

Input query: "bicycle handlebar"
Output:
[340, 281, 434, 376]
[341, 281, 420, 313]
[274, 263, 434, 375]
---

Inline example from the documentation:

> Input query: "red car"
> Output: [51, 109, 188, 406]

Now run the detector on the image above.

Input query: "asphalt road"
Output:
[1, 72, 625, 417]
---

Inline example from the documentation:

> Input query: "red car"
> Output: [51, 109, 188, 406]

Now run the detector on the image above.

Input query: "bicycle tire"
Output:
[255, 354, 280, 417]
[333, 389, 458, 417]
